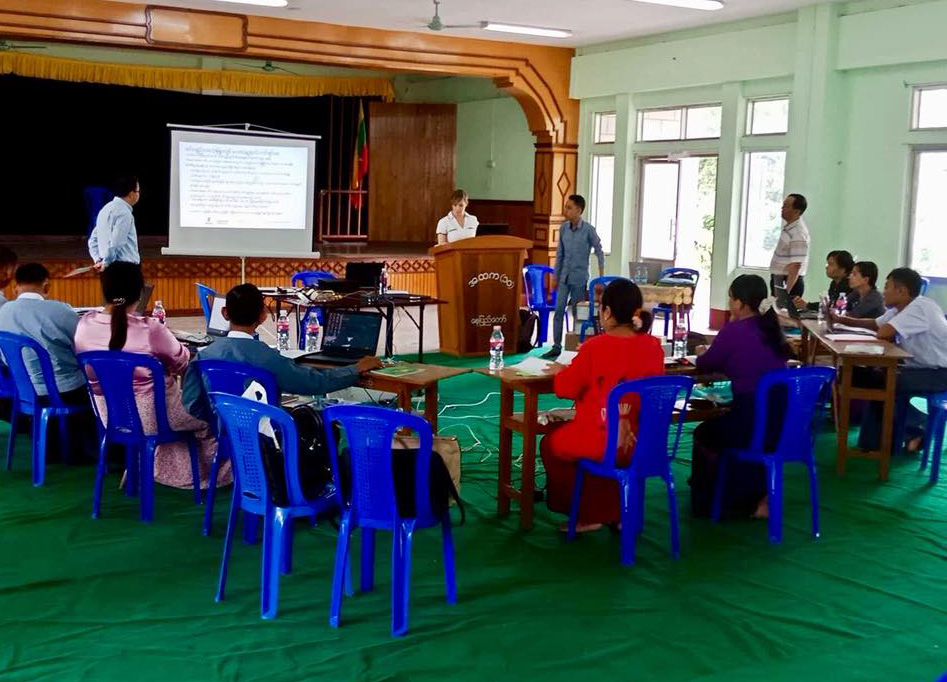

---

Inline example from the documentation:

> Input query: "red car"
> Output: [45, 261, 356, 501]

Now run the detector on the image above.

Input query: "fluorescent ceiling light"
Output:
[481, 22, 572, 38]
[631, 0, 724, 10]
[211, 0, 288, 7]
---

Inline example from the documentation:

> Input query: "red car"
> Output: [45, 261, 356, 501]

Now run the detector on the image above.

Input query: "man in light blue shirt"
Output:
[0, 246, 16, 312]
[88, 175, 141, 269]
[543, 194, 605, 359]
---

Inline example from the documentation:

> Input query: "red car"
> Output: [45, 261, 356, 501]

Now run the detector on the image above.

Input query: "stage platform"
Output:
[2, 236, 436, 315]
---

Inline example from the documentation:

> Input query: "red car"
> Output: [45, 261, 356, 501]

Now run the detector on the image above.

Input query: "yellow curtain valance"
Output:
[0, 51, 395, 100]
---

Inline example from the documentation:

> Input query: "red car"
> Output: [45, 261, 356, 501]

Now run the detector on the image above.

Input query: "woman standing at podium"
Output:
[435, 189, 479, 245]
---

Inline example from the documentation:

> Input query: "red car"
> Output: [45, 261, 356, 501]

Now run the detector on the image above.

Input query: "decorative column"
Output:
[530, 137, 579, 267]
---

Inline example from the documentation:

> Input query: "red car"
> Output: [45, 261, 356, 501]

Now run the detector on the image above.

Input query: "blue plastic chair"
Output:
[194, 359, 279, 537]
[918, 393, 947, 484]
[579, 276, 625, 341]
[209, 392, 339, 619]
[83, 186, 113, 239]
[523, 265, 557, 346]
[195, 283, 217, 325]
[77, 351, 202, 522]
[566, 376, 695, 566]
[323, 404, 456, 637]
[653, 267, 700, 340]
[0, 332, 91, 487]
[292, 271, 335, 350]
[712, 367, 836, 544]
[920, 277, 930, 296]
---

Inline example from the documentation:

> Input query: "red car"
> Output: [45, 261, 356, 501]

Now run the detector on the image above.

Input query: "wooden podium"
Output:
[429, 236, 532, 357]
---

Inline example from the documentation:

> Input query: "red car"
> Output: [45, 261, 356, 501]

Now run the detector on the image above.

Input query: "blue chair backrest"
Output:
[587, 276, 626, 310]
[603, 376, 695, 475]
[323, 405, 434, 527]
[920, 277, 930, 296]
[292, 271, 335, 288]
[194, 359, 279, 435]
[0, 331, 65, 410]
[83, 186, 114, 239]
[209, 392, 305, 515]
[195, 283, 217, 324]
[77, 351, 173, 445]
[750, 367, 836, 459]
[0, 362, 14, 400]
[523, 265, 554, 309]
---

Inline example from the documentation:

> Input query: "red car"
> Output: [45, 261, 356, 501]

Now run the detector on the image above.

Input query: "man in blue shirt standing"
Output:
[89, 175, 141, 270]
[543, 194, 605, 359]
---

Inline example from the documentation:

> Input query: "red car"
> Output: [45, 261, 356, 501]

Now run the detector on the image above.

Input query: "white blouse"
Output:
[435, 212, 479, 243]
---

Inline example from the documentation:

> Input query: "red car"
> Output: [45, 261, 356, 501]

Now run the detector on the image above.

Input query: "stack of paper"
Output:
[510, 350, 578, 376]
[827, 333, 878, 342]
[831, 324, 875, 336]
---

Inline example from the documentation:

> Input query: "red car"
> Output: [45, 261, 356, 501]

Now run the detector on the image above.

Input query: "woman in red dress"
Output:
[541, 279, 665, 532]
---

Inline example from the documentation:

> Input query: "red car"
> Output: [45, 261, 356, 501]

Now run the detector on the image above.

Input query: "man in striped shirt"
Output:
[769, 193, 810, 298]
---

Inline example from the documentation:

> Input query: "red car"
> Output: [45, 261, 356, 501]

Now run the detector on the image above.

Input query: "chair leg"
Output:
[441, 514, 457, 604]
[566, 467, 585, 541]
[663, 313, 670, 341]
[92, 435, 109, 519]
[807, 460, 820, 539]
[391, 521, 415, 637]
[203, 451, 224, 536]
[619, 479, 638, 567]
[140, 442, 156, 523]
[634, 478, 646, 535]
[360, 527, 376, 592]
[33, 410, 50, 487]
[187, 436, 202, 505]
[666, 474, 680, 560]
[261, 507, 287, 619]
[767, 463, 783, 544]
[930, 412, 945, 484]
[58, 414, 69, 465]
[536, 311, 549, 346]
[280, 516, 294, 575]
[216, 484, 240, 602]
[243, 512, 260, 545]
[711, 455, 729, 523]
[5, 404, 18, 471]
[329, 512, 353, 628]
[125, 445, 139, 498]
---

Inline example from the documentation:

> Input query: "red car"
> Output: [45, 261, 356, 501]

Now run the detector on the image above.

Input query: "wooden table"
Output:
[298, 360, 469, 431]
[799, 320, 912, 481]
[475, 362, 722, 530]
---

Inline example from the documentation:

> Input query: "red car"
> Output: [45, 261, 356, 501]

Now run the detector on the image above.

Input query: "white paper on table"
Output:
[831, 324, 875, 335]
[556, 350, 577, 366]
[842, 344, 885, 355]
[511, 356, 555, 376]
[827, 333, 879, 342]
[280, 349, 309, 359]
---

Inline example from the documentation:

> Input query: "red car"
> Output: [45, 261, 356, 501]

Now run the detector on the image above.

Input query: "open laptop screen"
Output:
[321, 310, 382, 354]
[208, 296, 230, 336]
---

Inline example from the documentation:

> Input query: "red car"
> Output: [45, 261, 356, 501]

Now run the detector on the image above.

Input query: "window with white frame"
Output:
[740, 150, 787, 268]
[909, 148, 947, 277]
[637, 104, 722, 142]
[594, 112, 617, 143]
[589, 154, 615, 254]
[746, 97, 790, 136]
[912, 86, 947, 130]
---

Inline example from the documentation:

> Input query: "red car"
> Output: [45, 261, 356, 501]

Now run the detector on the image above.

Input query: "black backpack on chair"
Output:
[518, 308, 539, 353]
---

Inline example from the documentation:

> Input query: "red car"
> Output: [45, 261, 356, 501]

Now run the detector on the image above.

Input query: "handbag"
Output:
[392, 435, 465, 524]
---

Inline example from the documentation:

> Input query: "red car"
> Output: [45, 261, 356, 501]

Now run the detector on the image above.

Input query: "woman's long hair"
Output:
[101, 262, 144, 351]
[729, 274, 791, 359]
[600, 278, 653, 333]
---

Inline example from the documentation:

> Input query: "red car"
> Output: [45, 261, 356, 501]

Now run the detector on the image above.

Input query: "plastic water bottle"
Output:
[835, 292, 848, 316]
[151, 300, 166, 326]
[489, 325, 504, 372]
[277, 311, 290, 351]
[305, 315, 322, 352]
[673, 318, 687, 359]
[378, 265, 388, 295]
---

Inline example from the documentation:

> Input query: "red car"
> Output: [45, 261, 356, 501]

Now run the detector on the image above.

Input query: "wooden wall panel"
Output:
[467, 199, 534, 241]
[368, 102, 456, 244]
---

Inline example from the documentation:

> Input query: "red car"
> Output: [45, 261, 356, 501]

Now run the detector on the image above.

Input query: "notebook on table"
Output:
[299, 310, 382, 366]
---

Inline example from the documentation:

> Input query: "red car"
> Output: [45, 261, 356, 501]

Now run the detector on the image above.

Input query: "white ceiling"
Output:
[111, 0, 817, 47]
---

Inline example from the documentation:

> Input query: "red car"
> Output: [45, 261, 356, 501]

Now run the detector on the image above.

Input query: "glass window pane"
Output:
[910, 150, 947, 277]
[747, 98, 790, 135]
[590, 154, 615, 254]
[639, 162, 679, 261]
[916, 88, 947, 129]
[685, 105, 721, 139]
[740, 150, 787, 268]
[639, 108, 683, 141]
[594, 112, 617, 143]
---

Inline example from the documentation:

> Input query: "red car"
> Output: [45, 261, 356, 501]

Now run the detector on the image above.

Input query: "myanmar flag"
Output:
[350, 100, 368, 209]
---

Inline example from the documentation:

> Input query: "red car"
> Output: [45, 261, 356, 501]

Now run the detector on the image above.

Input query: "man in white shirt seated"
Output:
[435, 189, 479, 245]
[833, 267, 947, 451]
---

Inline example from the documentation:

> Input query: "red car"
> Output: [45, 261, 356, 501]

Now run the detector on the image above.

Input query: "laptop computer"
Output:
[207, 296, 230, 336]
[477, 223, 508, 237]
[301, 310, 382, 366]
[774, 286, 818, 320]
[345, 262, 384, 290]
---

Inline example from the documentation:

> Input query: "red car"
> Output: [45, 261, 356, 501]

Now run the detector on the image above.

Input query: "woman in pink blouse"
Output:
[75, 262, 225, 489]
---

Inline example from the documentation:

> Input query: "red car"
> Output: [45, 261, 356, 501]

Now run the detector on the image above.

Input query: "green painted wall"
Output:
[572, 0, 947, 310]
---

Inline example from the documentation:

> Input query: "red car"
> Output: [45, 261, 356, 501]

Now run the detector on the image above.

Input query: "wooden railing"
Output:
[318, 189, 368, 241]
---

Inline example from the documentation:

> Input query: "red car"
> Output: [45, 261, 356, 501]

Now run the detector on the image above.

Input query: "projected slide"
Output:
[179, 141, 308, 230]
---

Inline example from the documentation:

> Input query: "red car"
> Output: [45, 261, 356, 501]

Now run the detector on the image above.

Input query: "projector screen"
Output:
[163, 125, 319, 258]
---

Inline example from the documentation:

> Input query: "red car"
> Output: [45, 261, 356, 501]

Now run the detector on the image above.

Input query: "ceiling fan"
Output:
[423, 0, 479, 32]
[232, 59, 299, 76]
[0, 40, 46, 52]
